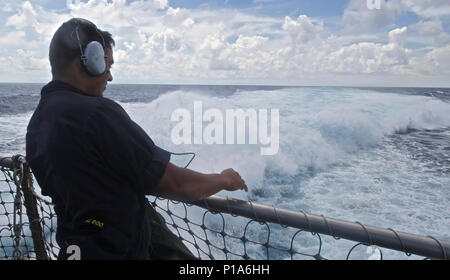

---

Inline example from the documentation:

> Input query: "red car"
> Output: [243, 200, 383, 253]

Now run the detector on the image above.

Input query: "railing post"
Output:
[21, 163, 49, 260]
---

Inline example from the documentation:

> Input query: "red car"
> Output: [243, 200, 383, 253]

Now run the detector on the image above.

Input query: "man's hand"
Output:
[221, 168, 248, 192]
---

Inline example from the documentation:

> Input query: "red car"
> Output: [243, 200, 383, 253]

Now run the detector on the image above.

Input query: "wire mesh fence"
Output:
[1, 155, 449, 260]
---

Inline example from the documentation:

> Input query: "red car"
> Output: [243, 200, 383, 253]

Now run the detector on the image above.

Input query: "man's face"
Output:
[85, 47, 114, 97]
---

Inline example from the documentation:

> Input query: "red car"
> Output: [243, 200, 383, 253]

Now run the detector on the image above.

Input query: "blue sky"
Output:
[0, 0, 449, 86]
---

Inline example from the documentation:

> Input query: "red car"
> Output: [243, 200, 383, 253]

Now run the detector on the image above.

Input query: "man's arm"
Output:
[153, 163, 248, 202]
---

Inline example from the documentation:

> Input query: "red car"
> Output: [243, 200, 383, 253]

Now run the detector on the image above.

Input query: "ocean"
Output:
[1, 83, 449, 259]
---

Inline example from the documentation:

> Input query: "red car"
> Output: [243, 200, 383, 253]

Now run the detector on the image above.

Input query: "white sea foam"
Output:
[121, 87, 450, 259]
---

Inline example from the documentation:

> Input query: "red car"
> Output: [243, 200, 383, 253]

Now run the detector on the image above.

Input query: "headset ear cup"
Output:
[82, 41, 106, 76]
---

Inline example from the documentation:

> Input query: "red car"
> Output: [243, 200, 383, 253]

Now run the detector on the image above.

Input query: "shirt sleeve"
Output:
[85, 98, 170, 195]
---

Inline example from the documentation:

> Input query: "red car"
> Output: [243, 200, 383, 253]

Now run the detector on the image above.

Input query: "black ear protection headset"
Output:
[71, 18, 108, 77]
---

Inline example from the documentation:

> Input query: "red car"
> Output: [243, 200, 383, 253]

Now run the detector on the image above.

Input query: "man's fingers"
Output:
[222, 168, 248, 192]
[241, 180, 247, 192]
[239, 178, 248, 192]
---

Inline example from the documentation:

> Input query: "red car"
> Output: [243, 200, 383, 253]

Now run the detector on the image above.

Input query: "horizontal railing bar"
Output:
[190, 195, 450, 259]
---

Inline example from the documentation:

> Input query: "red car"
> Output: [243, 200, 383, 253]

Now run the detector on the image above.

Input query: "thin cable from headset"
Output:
[169, 152, 196, 168]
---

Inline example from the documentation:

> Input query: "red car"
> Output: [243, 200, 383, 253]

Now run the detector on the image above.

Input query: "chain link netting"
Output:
[1, 155, 449, 260]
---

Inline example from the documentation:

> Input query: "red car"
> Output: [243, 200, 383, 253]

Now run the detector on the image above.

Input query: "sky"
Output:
[0, 0, 449, 87]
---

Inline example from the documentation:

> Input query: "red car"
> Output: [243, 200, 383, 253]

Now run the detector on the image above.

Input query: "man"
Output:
[26, 18, 247, 260]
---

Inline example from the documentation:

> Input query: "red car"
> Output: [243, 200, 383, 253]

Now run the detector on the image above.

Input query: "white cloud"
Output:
[283, 15, 324, 46]
[0, 48, 49, 79]
[233, 35, 268, 50]
[389, 26, 407, 45]
[200, 33, 227, 52]
[163, 29, 182, 52]
[435, 33, 450, 47]
[343, 0, 450, 24]
[5, 1, 69, 41]
[66, 0, 168, 28]
[153, 0, 169, 10]
[402, 45, 450, 77]
[163, 7, 193, 28]
[343, 0, 399, 34]
[0, 30, 26, 46]
[410, 20, 443, 36]
[5, 1, 37, 29]
[209, 57, 238, 71]
[400, 0, 450, 18]
[123, 41, 136, 51]
[324, 27, 409, 74]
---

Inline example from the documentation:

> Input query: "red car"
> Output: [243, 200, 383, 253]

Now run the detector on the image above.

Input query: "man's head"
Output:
[49, 18, 115, 97]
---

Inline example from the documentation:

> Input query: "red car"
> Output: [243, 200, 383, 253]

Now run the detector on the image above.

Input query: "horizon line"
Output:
[0, 81, 449, 89]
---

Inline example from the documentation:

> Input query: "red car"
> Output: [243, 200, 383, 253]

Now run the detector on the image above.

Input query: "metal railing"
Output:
[1, 155, 449, 260]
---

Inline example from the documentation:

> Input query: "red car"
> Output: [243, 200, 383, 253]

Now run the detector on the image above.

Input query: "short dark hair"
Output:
[49, 18, 115, 77]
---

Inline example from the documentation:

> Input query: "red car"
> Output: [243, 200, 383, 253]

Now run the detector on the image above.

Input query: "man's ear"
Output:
[72, 58, 83, 74]
[72, 58, 90, 79]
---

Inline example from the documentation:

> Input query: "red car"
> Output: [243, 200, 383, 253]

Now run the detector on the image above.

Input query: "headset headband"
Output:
[72, 18, 106, 49]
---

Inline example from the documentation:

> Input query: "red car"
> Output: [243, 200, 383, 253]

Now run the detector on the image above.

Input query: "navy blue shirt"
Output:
[26, 81, 170, 259]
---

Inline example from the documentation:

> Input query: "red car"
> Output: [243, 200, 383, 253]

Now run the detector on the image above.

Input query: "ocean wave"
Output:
[120, 87, 450, 176]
